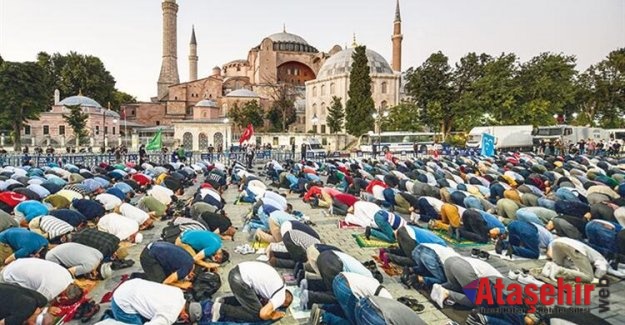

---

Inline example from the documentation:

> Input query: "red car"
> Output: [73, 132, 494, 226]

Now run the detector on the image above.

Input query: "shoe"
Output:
[430, 284, 448, 308]
[518, 273, 544, 287]
[309, 304, 324, 325]
[470, 248, 480, 258]
[478, 251, 489, 261]
[607, 267, 625, 278]
[466, 310, 488, 325]
[508, 270, 520, 280]
[541, 262, 554, 278]
[373, 270, 384, 283]
[365, 226, 372, 240]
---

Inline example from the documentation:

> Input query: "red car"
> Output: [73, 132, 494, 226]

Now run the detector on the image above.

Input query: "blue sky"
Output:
[1, 0, 623, 101]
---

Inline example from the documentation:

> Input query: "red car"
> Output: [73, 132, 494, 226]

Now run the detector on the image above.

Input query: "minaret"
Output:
[391, 0, 403, 72]
[157, 0, 180, 99]
[189, 25, 198, 81]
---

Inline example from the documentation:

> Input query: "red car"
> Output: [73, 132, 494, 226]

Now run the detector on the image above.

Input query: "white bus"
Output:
[358, 132, 440, 153]
[608, 128, 625, 141]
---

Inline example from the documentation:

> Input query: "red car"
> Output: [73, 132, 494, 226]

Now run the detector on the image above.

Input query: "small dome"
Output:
[226, 89, 259, 98]
[58, 95, 102, 108]
[266, 32, 309, 45]
[195, 99, 219, 108]
[317, 47, 393, 79]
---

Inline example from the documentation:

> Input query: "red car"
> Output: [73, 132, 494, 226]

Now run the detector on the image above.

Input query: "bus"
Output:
[608, 129, 625, 141]
[358, 132, 440, 153]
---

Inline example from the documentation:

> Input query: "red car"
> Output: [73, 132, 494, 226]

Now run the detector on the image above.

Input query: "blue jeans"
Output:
[515, 210, 544, 226]
[372, 211, 396, 243]
[354, 297, 385, 325]
[508, 221, 540, 259]
[555, 188, 581, 202]
[411, 245, 446, 287]
[111, 299, 145, 325]
[322, 274, 356, 325]
[586, 221, 618, 258]
[240, 189, 256, 203]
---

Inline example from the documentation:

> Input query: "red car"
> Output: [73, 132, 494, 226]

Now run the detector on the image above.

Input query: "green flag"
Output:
[146, 129, 162, 151]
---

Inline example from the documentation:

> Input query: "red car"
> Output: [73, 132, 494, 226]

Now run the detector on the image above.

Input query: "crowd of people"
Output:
[0, 146, 623, 325]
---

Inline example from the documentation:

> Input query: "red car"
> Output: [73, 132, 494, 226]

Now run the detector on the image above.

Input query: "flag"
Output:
[239, 123, 254, 145]
[146, 129, 162, 151]
[120, 108, 126, 119]
[481, 133, 495, 156]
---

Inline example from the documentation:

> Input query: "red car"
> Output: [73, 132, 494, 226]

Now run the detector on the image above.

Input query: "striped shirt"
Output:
[173, 217, 207, 231]
[285, 230, 320, 249]
[38, 215, 74, 239]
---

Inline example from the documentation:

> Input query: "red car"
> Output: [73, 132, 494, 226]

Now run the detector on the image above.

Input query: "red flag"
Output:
[120, 107, 126, 119]
[239, 123, 254, 145]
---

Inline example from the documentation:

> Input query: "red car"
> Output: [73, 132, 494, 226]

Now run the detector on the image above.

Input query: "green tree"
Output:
[62, 104, 89, 146]
[404, 52, 454, 136]
[227, 100, 264, 129]
[514, 53, 578, 125]
[382, 103, 422, 131]
[0, 61, 49, 150]
[326, 96, 345, 133]
[575, 48, 625, 127]
[448, 52, 491, 132]
[345, 46, 375, 136]
[36, 51, 134, 111]
[474, 53, 520, 125]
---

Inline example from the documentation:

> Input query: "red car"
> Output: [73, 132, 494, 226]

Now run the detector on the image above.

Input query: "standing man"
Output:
[246, 145, 255, 169]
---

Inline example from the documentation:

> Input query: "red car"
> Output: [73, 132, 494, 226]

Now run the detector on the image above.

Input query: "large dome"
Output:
[317, 47, 393, 79]
[266, 32, 308, 45]
[58, 95, 102, 108]
[195, 99, 218, 108]
[226, 89, 259, 98]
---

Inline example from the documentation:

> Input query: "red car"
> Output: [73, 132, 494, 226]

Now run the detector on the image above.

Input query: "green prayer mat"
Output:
[352, 233, 396, 248]
[432, 229, 489, 248]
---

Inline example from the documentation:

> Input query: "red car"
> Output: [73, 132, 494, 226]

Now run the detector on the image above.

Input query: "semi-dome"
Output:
[58, 95, 102, 108]
[195, 99, 219, 108]
[226, 89, 259, 98]
[266, 32, 309, 45]
[317, 47, 393, 79]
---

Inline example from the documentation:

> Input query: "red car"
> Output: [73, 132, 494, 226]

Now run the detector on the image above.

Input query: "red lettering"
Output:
[583, 284, 595, 305]
[506, 283, 523, 305]
[557, 278, 572, 305]
[475, 278, 494, 305]
[494, 278, 505, 305]
[524, 283, 538, 312]
[540, 284, 555, 305]
[575, 277, 583, 305]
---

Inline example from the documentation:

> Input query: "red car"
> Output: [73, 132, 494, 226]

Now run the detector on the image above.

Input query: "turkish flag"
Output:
[239, 123, 255, 145]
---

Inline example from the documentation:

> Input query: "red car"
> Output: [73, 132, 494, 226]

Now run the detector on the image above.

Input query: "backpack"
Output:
[191, 269, 222, 301]
[160, 223, 182, 243]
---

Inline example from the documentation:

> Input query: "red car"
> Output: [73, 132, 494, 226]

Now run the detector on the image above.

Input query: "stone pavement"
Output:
[74, 168, 625, 324]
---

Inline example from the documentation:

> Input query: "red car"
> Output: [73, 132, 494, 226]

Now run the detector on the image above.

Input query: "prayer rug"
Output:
[351, 233, 396, 248]
[371, 255, 403, 276]
[431, 229, 489, 248]
[338, 219, 363, 229]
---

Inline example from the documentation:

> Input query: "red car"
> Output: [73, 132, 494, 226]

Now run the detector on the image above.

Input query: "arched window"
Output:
[312, 103, 317, 118]
[381, 101, 388, 109]
[312, 87, 317, 97]
[182, 132, 193, 150]
[381, 82, 388, 94]
[321, 85, 325, 96]
[199, 133, 208, 150]
[320, 102, 326, 118]
[330, 83, 335, 94]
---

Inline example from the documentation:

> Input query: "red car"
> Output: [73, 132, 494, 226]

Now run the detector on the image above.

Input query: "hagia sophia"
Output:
[23, 0, 405, 151]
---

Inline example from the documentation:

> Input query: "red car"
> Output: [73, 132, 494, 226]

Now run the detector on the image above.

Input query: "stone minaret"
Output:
[391, 0, 403, 72]
[157, 0, 180, 99]
[189, 25, 198, 81]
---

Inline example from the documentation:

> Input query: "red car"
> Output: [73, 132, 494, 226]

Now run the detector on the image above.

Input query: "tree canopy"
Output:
[0, 61, 49, 150]
[62, 104, 89, 146]
[326, 96, 345, 134]
[227, 100, 264, 129]
[345, 45, 375, 136]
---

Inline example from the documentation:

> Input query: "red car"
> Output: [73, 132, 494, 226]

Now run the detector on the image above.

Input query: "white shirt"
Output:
[119, 203, 149, 225]
[421, 243, 460, 264]
[1, 258, 73, 301]
[353, 201, 382, 227]
[148, 185, 173, 206]
[238, 261, 286, 311]
[113, 278, 185, 325]
[342, 272, 392, 299]
[98, 213, 139, 240]
[95, 193, 122, 211]
[263, 191, 287, 209]
[372, 185, 386, 201]
[423, 196, 444, 212]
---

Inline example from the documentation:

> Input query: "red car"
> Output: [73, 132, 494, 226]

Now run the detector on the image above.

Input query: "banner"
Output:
[481, 133, 495, 156]
[239, 124, 254, 145]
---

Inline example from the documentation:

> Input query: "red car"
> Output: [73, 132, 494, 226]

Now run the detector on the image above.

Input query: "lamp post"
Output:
[223, 117, 230, 152]
[371, 109, 388, 156]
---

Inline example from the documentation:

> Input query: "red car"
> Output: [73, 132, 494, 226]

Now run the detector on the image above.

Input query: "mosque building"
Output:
[120, 0, 404, 151]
